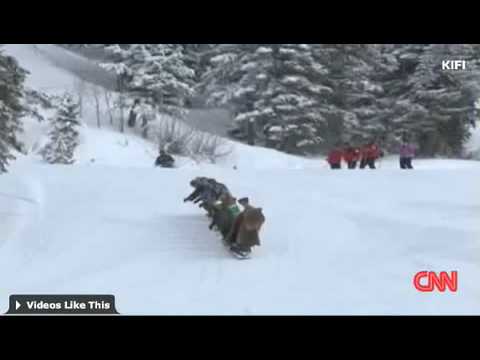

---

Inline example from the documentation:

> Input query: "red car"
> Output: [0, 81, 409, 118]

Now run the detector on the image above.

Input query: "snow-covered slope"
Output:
[1, 45, 479, 315]
[5, 44, 117, 91]
[5, 45, 78, 94]
[1, 154, 479, 315]
[4, 44, 235, 138]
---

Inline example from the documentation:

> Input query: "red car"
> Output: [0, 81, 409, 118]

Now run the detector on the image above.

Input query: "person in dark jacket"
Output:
[198, 179, 231, 216]
[155, 150, 175, 168]
[128, 99, 141, 128]
[184, 177, 210, 203]
[184, 178, 231, 217]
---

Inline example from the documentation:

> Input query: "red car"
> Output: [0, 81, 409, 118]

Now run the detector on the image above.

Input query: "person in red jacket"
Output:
[327, 144, 343, 169]
[343, 143, 361, 169]
[359, 141, 382, 169]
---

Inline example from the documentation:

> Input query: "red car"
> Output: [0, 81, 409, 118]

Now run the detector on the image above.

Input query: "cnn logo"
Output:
[413, 271, 458, 292]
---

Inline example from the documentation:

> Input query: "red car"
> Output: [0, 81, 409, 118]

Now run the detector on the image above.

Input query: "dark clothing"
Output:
[360, 158, 376, 169]
[347, 161, 357, 169]
[330, 163, 341, 169]
[184, 187, 205, 203]
[231, 242, 252, 254]
[155, 153, 175, 168]
[128, 108, 137, 128]
[400, 157, 413, 169]
[184, 178, 231, 217]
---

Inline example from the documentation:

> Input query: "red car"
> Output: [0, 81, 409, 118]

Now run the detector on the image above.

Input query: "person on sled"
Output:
[155, 149, 175, 168]
[224, 198, 265, 258]
[210, 193, 242, 237]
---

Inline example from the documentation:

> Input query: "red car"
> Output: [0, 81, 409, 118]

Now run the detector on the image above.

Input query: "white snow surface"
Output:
[0, 45, 479, 315]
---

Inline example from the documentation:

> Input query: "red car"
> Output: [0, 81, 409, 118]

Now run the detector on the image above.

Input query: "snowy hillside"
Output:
[0, 45, 479, 315]
[2, 154, 480, 315]
[4, 44, 234, 138]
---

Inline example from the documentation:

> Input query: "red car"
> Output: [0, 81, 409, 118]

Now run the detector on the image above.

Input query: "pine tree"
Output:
[101, 44, 196, 118]
[0, 48, 27, 173]
[377, 44, 480, 156]
[202, 44, 334, 154]
[364, 44, 427, 147]
[182, 44, 213, 87]
[42, 94, 81, 164]
[408, 44, 480, 156]
[199, 44, 253, 107]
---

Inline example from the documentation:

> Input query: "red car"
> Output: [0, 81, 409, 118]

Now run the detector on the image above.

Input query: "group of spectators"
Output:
[326, 136, 416, 170]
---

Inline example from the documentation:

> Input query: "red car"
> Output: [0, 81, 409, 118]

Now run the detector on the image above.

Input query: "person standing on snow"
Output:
[327, 143, 343, 169]
[360, 141, 382, 169]
[399, 135, 416, 169]
[343, 143, 361, 169]
[128, 99, 141, 128]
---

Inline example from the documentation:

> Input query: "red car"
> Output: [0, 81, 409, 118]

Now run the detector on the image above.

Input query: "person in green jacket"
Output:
[210, 193, 241, 238]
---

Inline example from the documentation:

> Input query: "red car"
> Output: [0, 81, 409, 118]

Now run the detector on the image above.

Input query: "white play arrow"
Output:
[15, 301, 21, 310]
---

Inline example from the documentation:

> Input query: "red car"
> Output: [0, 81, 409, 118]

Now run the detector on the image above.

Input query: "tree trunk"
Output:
[95, 95, 101, 128]
[120, 96, 125, 133]
[104, 90, 114, 125]
[117, 75, 125, 133]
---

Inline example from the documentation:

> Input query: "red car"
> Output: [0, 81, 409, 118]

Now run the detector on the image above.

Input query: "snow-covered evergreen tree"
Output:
[373, 44, 480, 156]
[0, 48, 27, 173]
[42, 94, 81, 164]
[101, 44, 196, 118]
[406, 44, 480, 156]
[202, 44, 334, 154]
[182, 44, 213, 88]
[92, 44, 480, 157]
